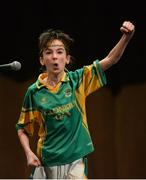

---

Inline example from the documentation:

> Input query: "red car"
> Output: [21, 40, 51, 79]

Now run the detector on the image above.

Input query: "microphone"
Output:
[0, 61, 21, 71]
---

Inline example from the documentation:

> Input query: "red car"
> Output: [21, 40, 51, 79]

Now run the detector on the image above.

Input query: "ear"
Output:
[66, 55, 70, 64]
[39, 57, 44, 66]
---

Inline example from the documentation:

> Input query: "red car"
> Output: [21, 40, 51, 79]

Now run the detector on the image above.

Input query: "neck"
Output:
[47, 71, 64, 86]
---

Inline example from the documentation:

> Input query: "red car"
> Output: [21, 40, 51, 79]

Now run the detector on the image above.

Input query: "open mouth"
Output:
[53, 63, 59, 70]
[54, 63, 58, 67]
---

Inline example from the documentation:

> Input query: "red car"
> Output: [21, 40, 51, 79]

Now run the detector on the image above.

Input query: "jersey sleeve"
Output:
[84, 59, 107, 96]
[15, 87, 37, 136]
[75, 59, 107, 97]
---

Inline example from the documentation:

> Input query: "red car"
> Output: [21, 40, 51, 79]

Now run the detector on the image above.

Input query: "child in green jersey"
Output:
[16, 21, 135, 179]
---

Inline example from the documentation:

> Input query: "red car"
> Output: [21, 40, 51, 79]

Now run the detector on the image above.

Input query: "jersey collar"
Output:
[36, 72, 69, 89]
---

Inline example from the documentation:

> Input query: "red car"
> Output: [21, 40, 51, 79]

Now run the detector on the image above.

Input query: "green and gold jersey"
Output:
[16, 60, 107, 166]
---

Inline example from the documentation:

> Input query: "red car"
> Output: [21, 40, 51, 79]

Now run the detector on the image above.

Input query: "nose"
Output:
[52, 52, 58, 59]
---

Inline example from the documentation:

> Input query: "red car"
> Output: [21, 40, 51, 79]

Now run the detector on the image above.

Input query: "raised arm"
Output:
[100, 21, 135, 71]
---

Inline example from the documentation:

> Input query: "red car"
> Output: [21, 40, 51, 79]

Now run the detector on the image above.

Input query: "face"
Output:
[40, 39, 70, 76]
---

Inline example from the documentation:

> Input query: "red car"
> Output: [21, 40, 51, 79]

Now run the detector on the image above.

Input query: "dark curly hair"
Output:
[38, 29, 74, 57]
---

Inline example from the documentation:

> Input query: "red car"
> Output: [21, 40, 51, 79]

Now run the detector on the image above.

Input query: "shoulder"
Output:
[25, 81, 38, 96]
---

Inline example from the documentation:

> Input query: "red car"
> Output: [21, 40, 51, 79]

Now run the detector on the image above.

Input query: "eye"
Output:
[45, 50, 52, 54]
[57, 51, 64, 54]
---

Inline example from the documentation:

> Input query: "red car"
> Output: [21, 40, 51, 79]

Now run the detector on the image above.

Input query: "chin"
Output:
[52, 70, 62, 75]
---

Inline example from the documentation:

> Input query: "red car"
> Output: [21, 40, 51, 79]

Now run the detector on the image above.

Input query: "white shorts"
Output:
[31, 158, 87, 179]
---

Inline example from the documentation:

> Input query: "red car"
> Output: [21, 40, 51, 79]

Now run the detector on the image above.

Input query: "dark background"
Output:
[0, 0, 146, 179]
[0, 0, 146, 93]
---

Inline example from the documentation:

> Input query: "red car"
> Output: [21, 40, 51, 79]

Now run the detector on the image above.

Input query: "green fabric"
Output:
[16, 59, 107, 166]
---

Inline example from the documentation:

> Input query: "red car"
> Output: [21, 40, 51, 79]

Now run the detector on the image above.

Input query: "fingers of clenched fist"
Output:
[120, 21, 135, 34]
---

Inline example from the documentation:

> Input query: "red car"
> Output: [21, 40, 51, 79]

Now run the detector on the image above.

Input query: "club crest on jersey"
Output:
[64, 88, 72, 97]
